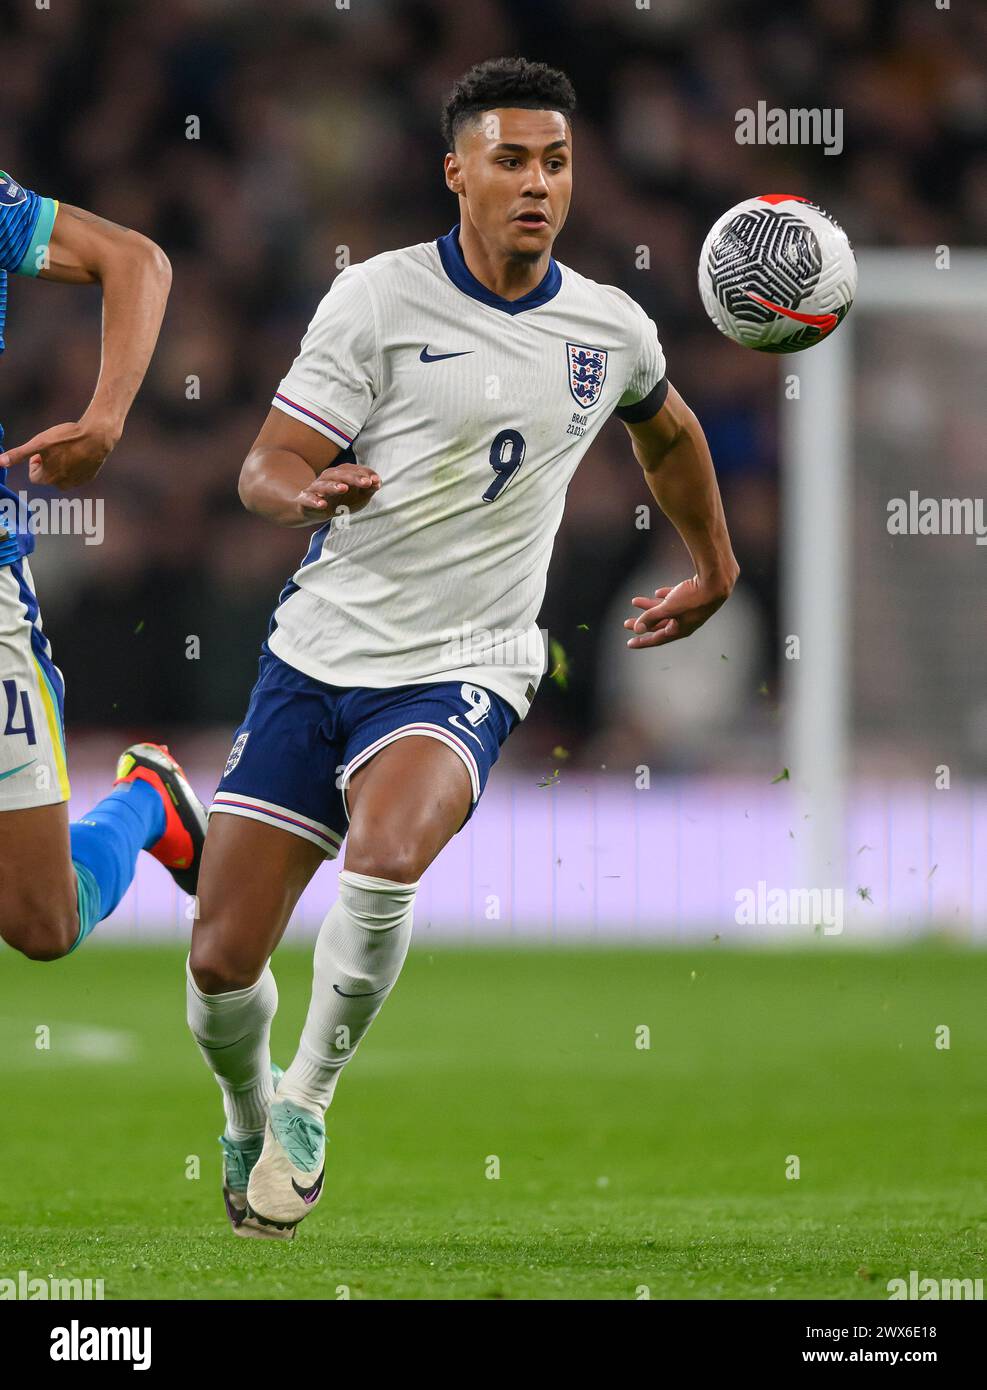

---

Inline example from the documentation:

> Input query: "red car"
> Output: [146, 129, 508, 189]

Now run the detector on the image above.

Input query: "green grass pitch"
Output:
[1, 941, 984, 1300]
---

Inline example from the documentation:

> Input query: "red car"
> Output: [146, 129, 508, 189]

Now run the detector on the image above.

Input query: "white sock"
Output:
[277, 869, 419, 1115]
[186, 957, 278, 1140]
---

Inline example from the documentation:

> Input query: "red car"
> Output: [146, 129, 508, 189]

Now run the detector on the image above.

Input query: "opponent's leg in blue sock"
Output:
[68, 780, 166, 952]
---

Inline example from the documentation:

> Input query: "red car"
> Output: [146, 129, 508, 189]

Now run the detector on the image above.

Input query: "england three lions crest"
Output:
[224, 731, 249, 777]
[566, 342, 609, 410]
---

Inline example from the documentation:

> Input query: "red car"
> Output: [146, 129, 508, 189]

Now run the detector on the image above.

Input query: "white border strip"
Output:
[271, 392, 355, 449]
[210, 792, 342, 857]
[340, 722, 480, 821]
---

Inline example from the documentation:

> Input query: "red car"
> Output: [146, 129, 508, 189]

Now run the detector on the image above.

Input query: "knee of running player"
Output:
[0, 888, 79, 961]
[342, 826, 429, 886]
[188, 916, 269, 996]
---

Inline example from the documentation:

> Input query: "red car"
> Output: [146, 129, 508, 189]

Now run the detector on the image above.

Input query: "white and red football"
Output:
[698, 193, 857, 353]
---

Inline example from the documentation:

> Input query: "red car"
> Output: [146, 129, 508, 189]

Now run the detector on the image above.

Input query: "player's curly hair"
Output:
[441, 57, 577, 151]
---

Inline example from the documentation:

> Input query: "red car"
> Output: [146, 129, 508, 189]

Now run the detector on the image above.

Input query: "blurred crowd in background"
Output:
[1, 0, 984, 775]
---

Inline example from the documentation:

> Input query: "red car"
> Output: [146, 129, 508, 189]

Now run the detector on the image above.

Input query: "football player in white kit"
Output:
[187, 58, 740, 1238]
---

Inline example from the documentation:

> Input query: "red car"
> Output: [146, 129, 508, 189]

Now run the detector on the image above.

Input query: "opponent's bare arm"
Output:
[0, 203, 171, 488]
[238, 407, 381, 527]
[621, 382, 740, 648]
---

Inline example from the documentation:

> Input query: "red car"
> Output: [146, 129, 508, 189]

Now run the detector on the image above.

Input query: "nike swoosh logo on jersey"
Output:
[419, 347, 473, 362]
[332, 983, 388, 998]
[744, 291, 839, 335]
[448, 715, 484, 747]
[291, 1165, 326, 1205]
[0, 759, 36, 782]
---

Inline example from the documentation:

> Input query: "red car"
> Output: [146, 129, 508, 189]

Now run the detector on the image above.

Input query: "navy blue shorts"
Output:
[211, 644, 519, 858]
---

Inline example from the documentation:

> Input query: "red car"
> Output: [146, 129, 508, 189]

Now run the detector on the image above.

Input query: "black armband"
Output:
[614, 376, 669, 423]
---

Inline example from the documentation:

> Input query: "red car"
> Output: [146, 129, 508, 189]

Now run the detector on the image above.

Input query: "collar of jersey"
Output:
[436, 224, 562, 316]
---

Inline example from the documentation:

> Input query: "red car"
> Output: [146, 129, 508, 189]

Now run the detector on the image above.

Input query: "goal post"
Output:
[781, 249, 987, 906]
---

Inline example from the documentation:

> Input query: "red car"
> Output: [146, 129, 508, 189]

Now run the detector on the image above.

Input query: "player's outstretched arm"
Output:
[238, 407, 381, 528]
[0, 204, 172, 488]
[621, 382, 740, 648]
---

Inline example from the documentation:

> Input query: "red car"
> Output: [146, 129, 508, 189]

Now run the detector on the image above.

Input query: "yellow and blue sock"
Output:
[68, 780, 166, 951]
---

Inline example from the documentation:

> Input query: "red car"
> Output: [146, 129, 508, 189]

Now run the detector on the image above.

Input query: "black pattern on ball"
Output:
[706, 208, 822, 325]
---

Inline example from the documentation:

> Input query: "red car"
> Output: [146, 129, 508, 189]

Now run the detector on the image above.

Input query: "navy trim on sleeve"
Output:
[614, 375, 669, 424]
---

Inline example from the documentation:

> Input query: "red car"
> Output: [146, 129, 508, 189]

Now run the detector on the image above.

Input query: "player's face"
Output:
[446, 108, 572, 259]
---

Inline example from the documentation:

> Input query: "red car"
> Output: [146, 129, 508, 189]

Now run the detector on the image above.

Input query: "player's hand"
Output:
[295, 463, 381, 523]
[624, 571, 737, 648]
[0, 414, 121, 489]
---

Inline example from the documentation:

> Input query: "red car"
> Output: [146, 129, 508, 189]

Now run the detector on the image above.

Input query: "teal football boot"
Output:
[220, 1064, 284, 1238]
[244, 1099, 327, 1240]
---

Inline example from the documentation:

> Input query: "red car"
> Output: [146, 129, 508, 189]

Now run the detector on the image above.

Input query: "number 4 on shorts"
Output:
[2, 679, 38, 745]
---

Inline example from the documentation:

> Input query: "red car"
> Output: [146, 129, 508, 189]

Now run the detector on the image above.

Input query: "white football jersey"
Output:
[269, 224, 667, 719]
